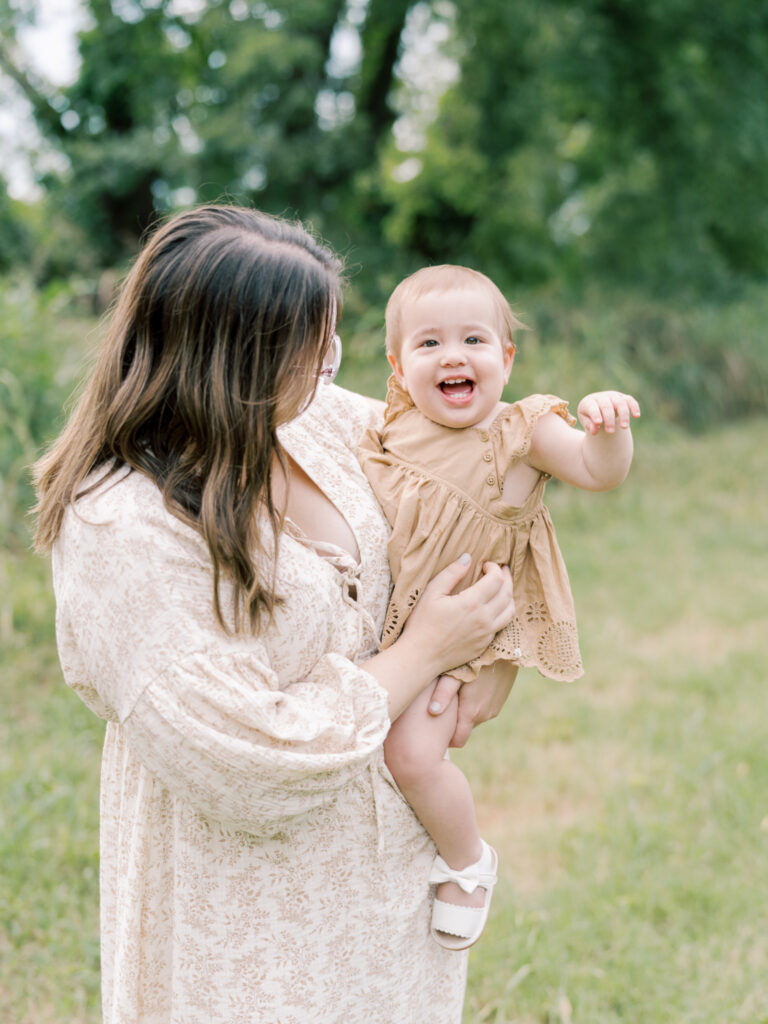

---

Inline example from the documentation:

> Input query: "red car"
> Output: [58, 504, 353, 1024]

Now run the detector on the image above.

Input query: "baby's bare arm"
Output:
[528, 392, 640, 491]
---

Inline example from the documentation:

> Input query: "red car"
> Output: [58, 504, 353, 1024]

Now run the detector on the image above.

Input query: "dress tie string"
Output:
[332, 559, 380, 656]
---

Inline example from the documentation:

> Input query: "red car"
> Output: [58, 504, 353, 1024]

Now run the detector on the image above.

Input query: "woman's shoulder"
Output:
[285, 383, 383, 451]
[58, 465, 207, 567]
[68, 466, 166, 527]
[61, 465, 149, 528]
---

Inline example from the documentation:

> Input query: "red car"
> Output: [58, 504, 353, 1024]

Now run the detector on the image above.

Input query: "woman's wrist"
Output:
[362, 632, 440, 721]
[393, 626, 446, 682]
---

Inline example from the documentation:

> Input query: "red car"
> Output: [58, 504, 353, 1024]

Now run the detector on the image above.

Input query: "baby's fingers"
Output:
[626, 394, 642, 420]
[610, 393, 642, 429]
[595, 393, 623, 432]
[580, 391, 641, 433]
[577, 395, 606, 434]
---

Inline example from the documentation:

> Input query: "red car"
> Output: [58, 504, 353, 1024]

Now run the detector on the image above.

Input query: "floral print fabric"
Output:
[52, 384, 468, 1024]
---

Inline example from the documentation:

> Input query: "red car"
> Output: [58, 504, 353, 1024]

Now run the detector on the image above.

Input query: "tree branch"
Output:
[356, 0, 412, 142]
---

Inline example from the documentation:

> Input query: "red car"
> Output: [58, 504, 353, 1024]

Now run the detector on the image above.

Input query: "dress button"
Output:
[480, 431, 490, 442]
[483, 451, 492, 462]
[486, 475, 495, 487]
[513, 647, 522, 659]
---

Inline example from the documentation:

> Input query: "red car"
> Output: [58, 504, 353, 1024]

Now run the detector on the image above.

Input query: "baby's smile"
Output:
[439, 378, 476, 403]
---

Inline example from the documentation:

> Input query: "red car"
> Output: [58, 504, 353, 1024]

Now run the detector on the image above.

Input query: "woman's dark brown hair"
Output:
[34, 204, 343, 630]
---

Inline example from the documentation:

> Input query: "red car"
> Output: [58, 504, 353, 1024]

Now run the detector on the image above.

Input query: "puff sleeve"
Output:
[52, 473, 390, 836]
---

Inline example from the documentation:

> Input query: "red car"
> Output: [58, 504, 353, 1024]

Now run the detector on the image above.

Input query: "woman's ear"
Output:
[503, 342, 516, 382]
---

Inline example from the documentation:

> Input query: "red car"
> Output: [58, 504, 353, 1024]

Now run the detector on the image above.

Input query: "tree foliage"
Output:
[381, 0, 768, 293]
[1, 0, 767, 293]
[0, 183, 32, 272]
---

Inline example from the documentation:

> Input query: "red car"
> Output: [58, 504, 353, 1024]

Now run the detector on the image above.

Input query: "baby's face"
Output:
[388, 286, 515, 430]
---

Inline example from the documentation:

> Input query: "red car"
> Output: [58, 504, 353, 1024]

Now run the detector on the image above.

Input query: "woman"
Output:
[34, 205, 516, 1024]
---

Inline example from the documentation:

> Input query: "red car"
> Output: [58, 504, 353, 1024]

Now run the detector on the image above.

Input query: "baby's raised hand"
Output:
[577, 391, 641, 436]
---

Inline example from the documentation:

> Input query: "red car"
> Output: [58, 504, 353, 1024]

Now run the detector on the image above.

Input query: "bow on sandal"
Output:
[428, 840, 498, 950]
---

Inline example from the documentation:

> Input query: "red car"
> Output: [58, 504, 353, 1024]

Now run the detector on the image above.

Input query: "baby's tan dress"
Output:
[359, 376, 584, 682]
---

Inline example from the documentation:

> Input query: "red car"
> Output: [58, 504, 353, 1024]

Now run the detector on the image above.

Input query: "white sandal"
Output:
[428, 840, 498, 950]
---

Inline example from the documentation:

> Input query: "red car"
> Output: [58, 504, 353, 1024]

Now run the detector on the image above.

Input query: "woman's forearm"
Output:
[362, 632, 442, 721]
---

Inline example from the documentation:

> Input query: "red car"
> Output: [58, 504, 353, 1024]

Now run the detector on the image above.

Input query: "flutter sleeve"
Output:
[52, 476, 390, 836]
[498, 393, 577, 463]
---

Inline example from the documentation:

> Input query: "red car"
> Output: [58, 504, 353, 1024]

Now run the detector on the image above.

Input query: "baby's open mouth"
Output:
[439, 378, 475, 399]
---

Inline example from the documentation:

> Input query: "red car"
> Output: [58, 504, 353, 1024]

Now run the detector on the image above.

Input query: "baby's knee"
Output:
[384, 729, 436, 790]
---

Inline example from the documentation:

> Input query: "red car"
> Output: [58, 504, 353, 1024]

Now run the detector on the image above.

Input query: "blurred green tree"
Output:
[0, 0, 413, 268]
[0, 180, 32, 272]
[379, 0, 768, 293]
[1, 0, 766, 293]
[2, 0, 204, 265]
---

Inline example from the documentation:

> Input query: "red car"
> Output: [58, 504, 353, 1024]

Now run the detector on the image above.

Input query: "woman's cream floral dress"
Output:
[52, 385, 468, 1024]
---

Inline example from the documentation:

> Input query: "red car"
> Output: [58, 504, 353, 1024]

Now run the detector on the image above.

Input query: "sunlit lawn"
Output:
[461, 419, 768, 1023]
[0, 558, 102, 1024]
[1, 420, 766, 1023]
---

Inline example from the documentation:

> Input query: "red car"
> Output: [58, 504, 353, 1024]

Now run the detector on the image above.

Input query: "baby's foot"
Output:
[429, 842, 498, 950]
[435, 879, 488, 933]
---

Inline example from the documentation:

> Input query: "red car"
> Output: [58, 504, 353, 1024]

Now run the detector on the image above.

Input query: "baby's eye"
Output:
[464, 336, 482, 345]
[421, 338, 439, 348]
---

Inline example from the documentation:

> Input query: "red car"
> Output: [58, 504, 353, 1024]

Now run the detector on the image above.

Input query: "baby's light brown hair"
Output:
[385, 264, 526, 355]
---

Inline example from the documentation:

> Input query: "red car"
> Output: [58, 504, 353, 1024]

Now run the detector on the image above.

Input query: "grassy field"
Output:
[1, 417, 766, 1023]
[460, 419, 768, 1023]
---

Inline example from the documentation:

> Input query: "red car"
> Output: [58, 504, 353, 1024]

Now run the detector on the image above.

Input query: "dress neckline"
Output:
[282, 517, 360, 572]
[276, 445, 362, 569]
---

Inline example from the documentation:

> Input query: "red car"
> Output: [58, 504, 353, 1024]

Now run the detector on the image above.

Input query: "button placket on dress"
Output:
[479, 432, 499, 491]
[481, 429, 525, 661]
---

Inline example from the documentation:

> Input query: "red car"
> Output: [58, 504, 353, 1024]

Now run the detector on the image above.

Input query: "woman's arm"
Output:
[528, 391, 640, 491]
[53, 491, 393, 836]
[54, 483, 514, 833]
[363, 395, 387, 418]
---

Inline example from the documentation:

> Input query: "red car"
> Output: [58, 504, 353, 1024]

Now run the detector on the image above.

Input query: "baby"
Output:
[359, 265, 640, 950]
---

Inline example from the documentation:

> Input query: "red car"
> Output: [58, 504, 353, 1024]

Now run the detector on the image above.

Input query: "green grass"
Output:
[459, 420, 768, 1023]
[0, 556, 103, 1024]
[2, 419, 766, 1023]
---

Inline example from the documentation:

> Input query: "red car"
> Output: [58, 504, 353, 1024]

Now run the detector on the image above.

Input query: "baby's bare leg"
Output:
[384, 679, 486, 914]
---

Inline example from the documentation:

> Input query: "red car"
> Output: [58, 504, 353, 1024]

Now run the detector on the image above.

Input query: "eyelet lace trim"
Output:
[381, 601, 582, 680]
[535, 620, 581, 678]
[381, 586, 421, 646]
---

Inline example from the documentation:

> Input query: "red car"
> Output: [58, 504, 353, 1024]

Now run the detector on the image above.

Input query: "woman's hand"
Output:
[453, 662, 518, 747]
[362, 556, 514, 721]
[402, 556, 515, 683]
[427, 661, 519, 747]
